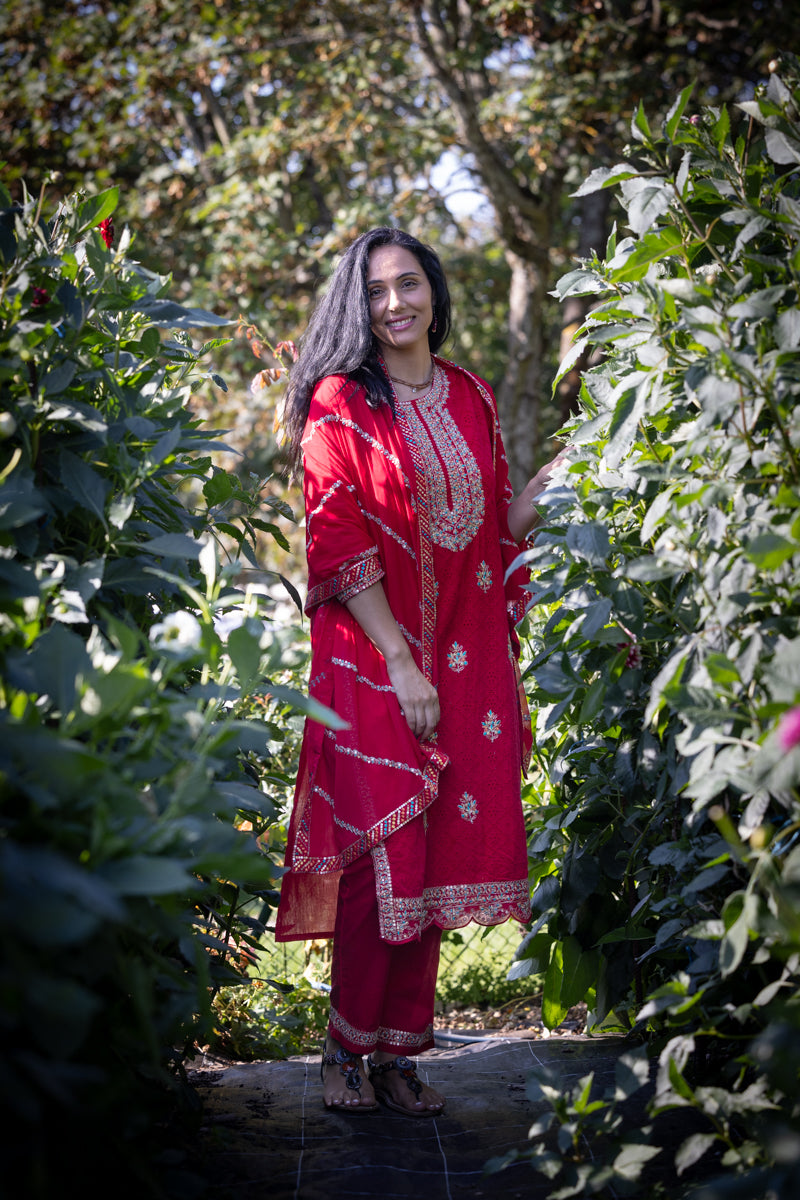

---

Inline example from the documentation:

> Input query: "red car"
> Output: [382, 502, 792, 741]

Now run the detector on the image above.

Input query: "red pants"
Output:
[328, 850, 442, 1056]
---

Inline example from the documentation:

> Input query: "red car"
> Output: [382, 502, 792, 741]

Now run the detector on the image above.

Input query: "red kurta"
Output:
[275, 357, 532, 945]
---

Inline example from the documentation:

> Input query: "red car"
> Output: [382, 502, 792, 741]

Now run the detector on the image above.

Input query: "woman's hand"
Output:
[385, 650, 440, 741]
[344, 582, 440, 740]
[507, 447, 571, 542]
[527, 448, 570, 505]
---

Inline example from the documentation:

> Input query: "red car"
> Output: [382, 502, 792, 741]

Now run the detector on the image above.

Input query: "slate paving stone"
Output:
[190, 1034, 631, 1200]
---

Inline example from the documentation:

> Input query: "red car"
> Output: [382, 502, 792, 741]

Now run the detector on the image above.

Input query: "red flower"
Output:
[99, 217, 115, 249]
[31, 286, 50, 307]
[617, 639, 642, 669]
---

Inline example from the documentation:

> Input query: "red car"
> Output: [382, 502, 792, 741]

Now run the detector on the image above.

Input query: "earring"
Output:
[431, 314, 438, 334]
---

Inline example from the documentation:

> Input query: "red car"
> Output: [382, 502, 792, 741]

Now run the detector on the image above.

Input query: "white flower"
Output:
[213, 609, 246, 641]
[150, 610, 203, 658]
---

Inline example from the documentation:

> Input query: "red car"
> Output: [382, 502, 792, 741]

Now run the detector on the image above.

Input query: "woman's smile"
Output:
[368, 244, 434, 356]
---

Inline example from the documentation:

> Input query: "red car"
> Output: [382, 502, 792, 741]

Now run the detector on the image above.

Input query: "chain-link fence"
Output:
[259, 919, 524, 997]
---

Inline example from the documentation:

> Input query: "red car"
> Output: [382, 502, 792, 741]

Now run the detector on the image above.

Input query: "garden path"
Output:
[189, 1033, 629, 1199]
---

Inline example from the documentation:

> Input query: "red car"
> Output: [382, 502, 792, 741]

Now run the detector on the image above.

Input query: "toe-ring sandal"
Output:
[320, 1044, 378, 1114]
[367, 1054, 443, 1118]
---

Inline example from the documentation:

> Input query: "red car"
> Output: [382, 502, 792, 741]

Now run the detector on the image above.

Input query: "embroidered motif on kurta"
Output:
[477, 560, 493, 592]
[447, 641, 468, 673]
[458, 792, 478, 823]
[482, 710, 501, 741]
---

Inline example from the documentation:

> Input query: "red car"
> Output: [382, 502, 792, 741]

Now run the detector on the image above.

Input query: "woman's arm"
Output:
[506, 449, 569, 543]
[345, 582, 440, 741]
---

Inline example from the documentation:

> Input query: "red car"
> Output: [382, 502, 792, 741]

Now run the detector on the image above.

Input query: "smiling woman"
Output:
[276, 227, 564, 1119]
[367, 246, 434, 370]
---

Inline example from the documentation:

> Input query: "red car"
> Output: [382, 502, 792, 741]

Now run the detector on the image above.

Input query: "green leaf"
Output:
[148, 427, 182, 466]
[631, 100, 652, 143]
[675, 1132, 718, 1175]
[571, 164, 639, 198]
[765, 128, 800, 165]
[227, 623, 264, 686]
[668, 1056, 696, 1102]
[204, 471, 238, 506]
[59, 451, 109, 525]
[43, 360, 78, 396]
[0, 475, 48, 530]
[745, 532, 797, 570]
[249, 519, 291, 551]
[76, 186, 119, 234]
[97, 855, 200, 896]
[566, 521, 610, 565]
[665, 82, 696, 139]
[720, 891, 758, 977]
[542, 941, 567, 1029]
[133, 297, 230, 329]
[611, 226, 684, 282]
[614, 1047, 651, 1101]
[140, 532, 202, 558]
[26, 623, 92, 714]
[613, 1143, 662, 1181]
[212, 780, 275, 820]
[560, 936, 598, 1009]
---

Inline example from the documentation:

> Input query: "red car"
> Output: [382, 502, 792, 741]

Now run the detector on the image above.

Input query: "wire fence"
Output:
[260, 919, 524, 995]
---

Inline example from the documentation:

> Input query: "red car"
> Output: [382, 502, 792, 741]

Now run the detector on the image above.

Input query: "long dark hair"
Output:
[281, 227, 452, 472]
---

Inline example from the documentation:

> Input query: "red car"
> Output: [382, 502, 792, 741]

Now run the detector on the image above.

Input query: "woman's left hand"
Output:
[507, 447, 571, 542]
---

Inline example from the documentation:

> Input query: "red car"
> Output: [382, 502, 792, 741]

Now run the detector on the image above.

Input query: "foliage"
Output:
[6, 2, 797, 485]
[513, 58, 800, 1197]
[211, 975, 330, 1062]
[0, 178, 334, 1196]
[486, 1045, 666, 1196]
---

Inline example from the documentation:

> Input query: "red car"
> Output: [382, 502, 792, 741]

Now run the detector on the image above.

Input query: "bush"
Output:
[0, 180, 334, 1196]
[512, 58, 800, 1197]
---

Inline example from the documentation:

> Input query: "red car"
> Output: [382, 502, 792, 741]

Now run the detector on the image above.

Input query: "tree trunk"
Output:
[556, 190, 613, 425]
[496, 249, 550, 492]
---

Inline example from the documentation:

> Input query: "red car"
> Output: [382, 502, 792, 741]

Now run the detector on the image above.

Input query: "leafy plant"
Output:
[511, 56, 800, 1197]
[211, 975, 330, 1061]
[487, 1046, 665, 1197]
[0, 179, 333, 1196]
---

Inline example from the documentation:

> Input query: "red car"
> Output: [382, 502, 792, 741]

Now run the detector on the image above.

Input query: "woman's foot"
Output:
[320, 1036, 378, 1112]
[368, 1052, 446, 1117]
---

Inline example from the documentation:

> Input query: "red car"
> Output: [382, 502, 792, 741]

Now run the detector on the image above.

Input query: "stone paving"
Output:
[190, 1033, 631, 1200]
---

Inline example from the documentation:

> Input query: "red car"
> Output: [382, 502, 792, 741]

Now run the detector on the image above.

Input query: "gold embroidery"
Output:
[396, 364, 485, 552]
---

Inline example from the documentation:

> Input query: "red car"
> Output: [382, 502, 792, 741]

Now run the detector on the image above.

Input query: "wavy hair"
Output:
[281, 227, 452, 473]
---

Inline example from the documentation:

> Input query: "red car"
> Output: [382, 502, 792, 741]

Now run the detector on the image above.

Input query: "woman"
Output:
[276, 228, 562, 1116]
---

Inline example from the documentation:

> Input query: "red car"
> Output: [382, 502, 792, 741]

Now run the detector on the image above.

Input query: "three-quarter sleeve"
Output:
[302, 377, 386, 613]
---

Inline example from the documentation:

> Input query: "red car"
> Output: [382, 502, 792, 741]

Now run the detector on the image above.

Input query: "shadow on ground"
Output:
[188, 1033, 690, 1199]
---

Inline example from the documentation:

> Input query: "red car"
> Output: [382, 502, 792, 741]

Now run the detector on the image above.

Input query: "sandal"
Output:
[367, 1054, 444, 1118]
[320, 1043, 378, 1114]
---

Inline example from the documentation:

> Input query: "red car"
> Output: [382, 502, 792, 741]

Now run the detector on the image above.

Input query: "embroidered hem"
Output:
[290, 744, 448, 874]
[328, 1005, 435, 1054]
[373, 863, 531, 943]
[306, 545, 384, 611]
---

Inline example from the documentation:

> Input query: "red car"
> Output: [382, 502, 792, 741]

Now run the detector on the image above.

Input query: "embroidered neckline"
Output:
[391, 363, 485, 553]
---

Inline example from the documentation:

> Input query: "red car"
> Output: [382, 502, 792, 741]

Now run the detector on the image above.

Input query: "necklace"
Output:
[387, 365, 433, 393]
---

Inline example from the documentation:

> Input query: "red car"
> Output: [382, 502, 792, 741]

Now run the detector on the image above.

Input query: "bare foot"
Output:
[368, 1053, 446, 1116]
[321, 1037, 378, 1111]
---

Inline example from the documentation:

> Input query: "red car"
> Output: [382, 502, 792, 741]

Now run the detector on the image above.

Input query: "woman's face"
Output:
[367, 244, 434, 356]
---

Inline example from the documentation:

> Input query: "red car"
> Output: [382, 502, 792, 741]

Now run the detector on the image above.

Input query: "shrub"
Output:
[512, 57, 800, 1197]
[0, 180, 334, 1196]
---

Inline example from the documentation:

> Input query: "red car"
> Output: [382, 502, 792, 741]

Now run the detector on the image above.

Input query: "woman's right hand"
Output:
[385, 650, 440, 741]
